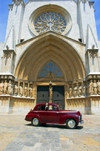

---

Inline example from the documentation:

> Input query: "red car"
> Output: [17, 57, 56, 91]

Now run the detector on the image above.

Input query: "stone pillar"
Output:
[68, 81, 72, 98]
[24, 83, 28, 97]
[14, 82, 18, 96]
[1, 50, 16, 74]
[28, 82, 30, 97]
[18, 81, 20, 96]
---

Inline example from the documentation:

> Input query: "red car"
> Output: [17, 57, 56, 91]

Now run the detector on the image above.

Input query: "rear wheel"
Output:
[31, 118, 40, 126]
[66, 119, 77, 129]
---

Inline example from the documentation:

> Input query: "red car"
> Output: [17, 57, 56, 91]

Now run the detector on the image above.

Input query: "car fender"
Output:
[27, 113, 42, 123]
[59, 114, 79, 124]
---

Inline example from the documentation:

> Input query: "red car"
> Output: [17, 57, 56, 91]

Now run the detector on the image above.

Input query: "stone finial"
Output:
[6, 45, 9, 50]
[92, 45, 95, 49]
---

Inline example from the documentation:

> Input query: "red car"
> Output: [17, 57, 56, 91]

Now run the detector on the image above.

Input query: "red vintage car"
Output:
[25, 103, 84, 129]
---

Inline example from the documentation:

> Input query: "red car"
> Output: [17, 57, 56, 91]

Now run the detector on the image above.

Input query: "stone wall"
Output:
[66, 96, 100, 115]
[0, 96, 35, 114]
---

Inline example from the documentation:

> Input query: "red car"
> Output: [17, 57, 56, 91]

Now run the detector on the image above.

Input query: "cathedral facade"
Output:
[0, 0, 100, 114]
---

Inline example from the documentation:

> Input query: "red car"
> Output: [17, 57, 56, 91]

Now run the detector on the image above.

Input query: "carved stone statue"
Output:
[69, 87, 72, 98]
[90, 80, 94, 95]
[82, 85, 86, 96]
[49, 85, 52, 99]
[8, 80, 13, 95]
[0, 81, 4, 95]
[4, 80, 8, 94]
[97, 80, 100, 95]
[78, 86, 82, 97]
[19, 83, 23, 97]
[29, 85, 33, 97]
[94, 80, 97, 95]
[88, 80, 94, 96]
[14, 83, 18, 96]
[24, 84, 28, 97]
[74, 86, 77, 97]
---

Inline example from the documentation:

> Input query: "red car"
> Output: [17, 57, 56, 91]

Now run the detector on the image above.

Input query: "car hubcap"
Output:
[68, 120, 75, 128]
[33, 118, 38, 125]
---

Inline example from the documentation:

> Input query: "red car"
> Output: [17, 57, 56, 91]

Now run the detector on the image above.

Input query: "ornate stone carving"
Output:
[87, 80, 94, 96]
[4, 80, 8, 95]
[97, 80, 100, 95]
[74, 85, 77, 97]
[14, 83, 18, 96]
[93, 80, 97, 95]
[9, 4, 13, 11]
[12, 0, 24, 6]
[89, 50, 98, 58]
[8, 80, 13, 95]
[34, 12, 66, 35]
[69, 87, 72, 98]
[78, 86, 82, 97]
[24, 84, 28, 97]
[82, 85, 86, 96]
[0, 81, 4, 95]
[29, 85, 33, 98]
[19, 83, 23, 97]
[4, 51, 12, 59]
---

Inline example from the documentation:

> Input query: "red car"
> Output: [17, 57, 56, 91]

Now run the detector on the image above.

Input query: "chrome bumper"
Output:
[79, 120, 84, 124]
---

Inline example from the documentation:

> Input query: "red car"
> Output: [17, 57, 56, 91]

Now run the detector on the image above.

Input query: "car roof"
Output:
[36, 103, 58, 106]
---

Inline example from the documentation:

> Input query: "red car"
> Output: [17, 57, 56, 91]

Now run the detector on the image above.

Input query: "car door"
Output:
[36, 105, 47, 122]
[46, 105, 61, 123]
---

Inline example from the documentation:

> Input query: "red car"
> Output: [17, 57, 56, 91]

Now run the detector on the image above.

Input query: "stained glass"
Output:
[38, 61, 63, 78]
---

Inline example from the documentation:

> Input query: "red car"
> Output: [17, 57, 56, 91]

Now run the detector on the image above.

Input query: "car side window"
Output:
[37, 105, 45, 110]
[48, 105, 57, 111]
[53, 105, 57, 111]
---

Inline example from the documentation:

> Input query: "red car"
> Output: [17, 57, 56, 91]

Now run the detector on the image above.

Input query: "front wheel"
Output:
[31, 118, 40, 126]
[66, 119, 77, 129]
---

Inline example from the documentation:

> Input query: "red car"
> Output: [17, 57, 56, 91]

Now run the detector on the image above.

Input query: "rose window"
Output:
[34, 12, 66, 34]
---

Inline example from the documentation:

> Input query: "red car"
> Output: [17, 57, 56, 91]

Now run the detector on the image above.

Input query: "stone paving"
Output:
[0, 115, 100, 151]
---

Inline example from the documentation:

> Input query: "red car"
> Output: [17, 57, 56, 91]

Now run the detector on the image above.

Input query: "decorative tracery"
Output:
[38, 61, 63, 78]
[34, 12, 66, 34]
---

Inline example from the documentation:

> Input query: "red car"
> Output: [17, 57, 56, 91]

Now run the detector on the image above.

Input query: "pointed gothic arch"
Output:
[14, 32, 85, 82]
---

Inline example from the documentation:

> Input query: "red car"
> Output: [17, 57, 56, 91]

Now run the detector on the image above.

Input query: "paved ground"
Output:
[0, 115, 100, 151]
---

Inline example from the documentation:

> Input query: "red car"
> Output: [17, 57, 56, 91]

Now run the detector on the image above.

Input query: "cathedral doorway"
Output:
[37, 85, 64, 109]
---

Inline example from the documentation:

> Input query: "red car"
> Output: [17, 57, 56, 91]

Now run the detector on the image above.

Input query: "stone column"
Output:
[28, 82, 30, 97]
[23, 81, 25, 96]
[18, 81, 20, 96]
[68, 81, 72, 98]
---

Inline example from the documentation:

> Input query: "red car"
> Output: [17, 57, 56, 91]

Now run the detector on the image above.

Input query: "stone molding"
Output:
[9, 4, 13, 11]
[88, 50, 98, 58]
[12, 0, 25, 6]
